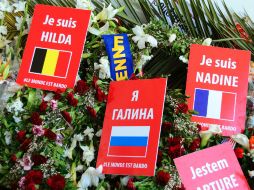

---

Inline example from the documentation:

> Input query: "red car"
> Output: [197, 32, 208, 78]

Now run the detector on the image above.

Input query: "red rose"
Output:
[177, 183, 186, 190]
[75, 80, 89, 95]
[44, 129, 57, 141]
[156, 170, 170, 186]
[87, 106, 97, 118]
[67, 92, 78, 107]
[20, 138, 32, 151]
[234, 147, 244, 159]
[10, 154, 17, 162]
[30, 112, 42, 125]
[127, 178, 136, 190]
[54, 89, 62, 100]
[61, 111, 72, 123]
[197, 124, 202, 132]
[96, 87, 107, 102]
[236, 23, 252, 42]
[39, 101, 48, 112]
[157, 150, 163, 165]
[92, 76, 99, 89]
[162, 122, 172, 131]
[25, 170, 43, 184]
[47, 174, 65, 190]
[176, 103, 188, 114]
[189, 138, 201, 152]
[25, 183, 36, 190]
[168, 137, 182, 146]
[16, 130, 26, 143]
[32, 154, 47, 166]
[168, 144, 185, 159]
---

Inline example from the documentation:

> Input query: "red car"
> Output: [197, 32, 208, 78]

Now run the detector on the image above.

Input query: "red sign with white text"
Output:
[96, 78, 167, 176]
[16, 5, 91, 91]
[174, 143, 250, 190]
[186, 44, 250, 136]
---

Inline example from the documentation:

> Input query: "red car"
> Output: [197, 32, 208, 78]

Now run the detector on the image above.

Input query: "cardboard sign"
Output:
[186, 44, 250, 136]
[96, 78, 167, 176]
[174, 143, 250, 190]
[102, 34, 134, 81]
[16, 5, 91, 91]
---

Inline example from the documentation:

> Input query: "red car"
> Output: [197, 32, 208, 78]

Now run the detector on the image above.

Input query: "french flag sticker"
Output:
[194, 89, 236, 121]
[108, 126, 150, 157]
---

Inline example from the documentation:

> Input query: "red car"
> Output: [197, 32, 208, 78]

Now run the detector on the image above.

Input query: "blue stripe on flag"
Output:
[194, 89, 209, 117]
[110, 137, 148, 146]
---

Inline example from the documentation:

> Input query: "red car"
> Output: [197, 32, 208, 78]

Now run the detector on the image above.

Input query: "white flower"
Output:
[0, 25, 7, 35]
[200, 124, 222, 147]
[0, 0, 13, 12]
[26, 15, 32, 31]
[84, 127, 94, 141]
[0, 35, 11, 49]
[231, 133, 250, 150]
[80, 145, 94, 166]
[76, 165, 84, 172]
[15, 16, 23, 31]
[56, 133, 63, 146]
[20, 154, 34, 171]
[13, 116, 21, 123]
[248, 170, 254, 177]
[96, 4, 119, 21]
[76, 0, 95, 10]
[4, 131, 11, 145]
[77, 165, 104, 189]
[120, 176, 130, 186]
[43, 93, 54, 101]
[132, 25, 157, 49]
[95, 129, 102, 137]
[89, 21, 109, 36]
[179, 55, 188, 64]
[63, 147, 73, 159]
[94, 56, 111, 79]
[0, 12, 4, 20]
[169, 34, 177, 43]
[137, 55, 152, 70]
[13, 1, 26, 13]
[202, 38, 212, 46]
[6, 97, 24, 116]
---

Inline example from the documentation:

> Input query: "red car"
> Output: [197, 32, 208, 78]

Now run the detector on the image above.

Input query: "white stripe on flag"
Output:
[207, 90, 222, 119]
[111, 126, 150, 137]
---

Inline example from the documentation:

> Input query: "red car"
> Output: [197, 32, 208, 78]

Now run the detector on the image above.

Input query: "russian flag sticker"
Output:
[194, 88, 236, 121]
[108, 126, 150, 157]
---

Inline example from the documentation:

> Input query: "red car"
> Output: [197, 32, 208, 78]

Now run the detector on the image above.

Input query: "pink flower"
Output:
[32, 125, 44, 136]
[50, 100, 57, 110]
[18, 177, 26, 188]
[56, 134, 63, 146]
[20, 154, 34, 171]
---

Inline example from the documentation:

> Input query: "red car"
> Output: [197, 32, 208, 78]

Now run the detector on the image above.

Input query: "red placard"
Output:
[174, 143, 250, 190]
[96, 78, 167, 176]
[186, 44, 250, 136]
[16, 4, 91, 91]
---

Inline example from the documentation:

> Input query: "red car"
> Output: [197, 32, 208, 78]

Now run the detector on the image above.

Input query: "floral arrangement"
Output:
[0, 0, 253, 190]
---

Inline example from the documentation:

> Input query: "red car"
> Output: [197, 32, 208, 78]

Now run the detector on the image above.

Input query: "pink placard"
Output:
[174, 143, 250, 190]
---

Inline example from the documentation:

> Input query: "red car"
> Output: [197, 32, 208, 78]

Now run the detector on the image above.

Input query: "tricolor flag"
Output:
[194, 89, 236, 121]
[108, 126, 150, 157]
[29, 47, 71, 78]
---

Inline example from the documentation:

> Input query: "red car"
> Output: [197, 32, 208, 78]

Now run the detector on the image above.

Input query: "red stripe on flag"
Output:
[108, 146, 147, 157]
[54, 51, 71, 77]
[220, 92, 236, 120]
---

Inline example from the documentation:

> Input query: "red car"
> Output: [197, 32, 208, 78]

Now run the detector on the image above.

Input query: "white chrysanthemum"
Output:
[13, 1, 26, 13]
[15, 16, 23, 31]
[84, 127, 94, 141]
[0, 25, 7, 35]
[0, 0, 13, 12]
[77, 165, 104, 189]
[80, 145, 94, 166]
[76, 0, 95, 10]
[179, 55, 188, 64]
[132, 25, 157, 49]
[4, 131, 11, 145]
[6, 97, 24, 116]
[94, 56, 111, 79]
[169, 33, 177, 43]
[96, 3, 119, 21]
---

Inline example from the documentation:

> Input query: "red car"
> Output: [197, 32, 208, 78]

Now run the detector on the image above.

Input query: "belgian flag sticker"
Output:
[29, 47, 72, 78]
